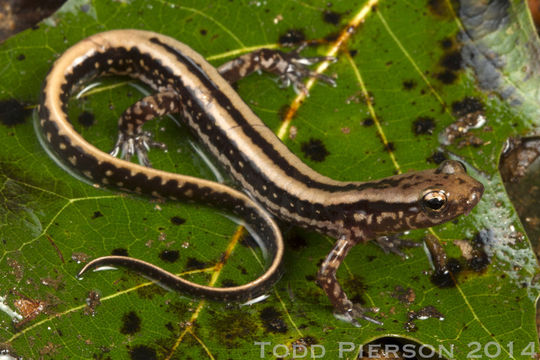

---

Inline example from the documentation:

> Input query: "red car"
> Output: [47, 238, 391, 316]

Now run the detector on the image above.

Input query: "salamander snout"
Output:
[463, 180, 484, 215]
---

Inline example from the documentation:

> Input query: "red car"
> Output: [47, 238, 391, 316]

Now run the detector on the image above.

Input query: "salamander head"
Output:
[349, 160, 484, 236]
[415, 160, 483, 222]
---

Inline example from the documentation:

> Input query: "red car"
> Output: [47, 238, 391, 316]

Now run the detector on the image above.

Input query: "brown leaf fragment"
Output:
[71, 252, 91, 263]
[7, 258, 23, 281]
[13, 296, 46, 328]
[39, 342, 61, 357]
[83, 290, 101, 316]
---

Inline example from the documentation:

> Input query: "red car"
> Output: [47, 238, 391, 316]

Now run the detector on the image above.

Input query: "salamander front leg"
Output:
[217, 45, 336, 94]
[317, 236, 382, 326]
[110, 91, 180, 166]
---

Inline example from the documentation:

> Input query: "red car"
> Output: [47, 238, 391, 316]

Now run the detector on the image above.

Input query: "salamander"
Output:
[38, 29, 484, 325]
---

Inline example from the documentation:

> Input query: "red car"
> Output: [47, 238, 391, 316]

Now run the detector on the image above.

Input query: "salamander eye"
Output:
[422, 190, 447, 212]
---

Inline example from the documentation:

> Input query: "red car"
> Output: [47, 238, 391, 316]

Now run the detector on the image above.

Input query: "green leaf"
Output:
[0, 0, 538, 359]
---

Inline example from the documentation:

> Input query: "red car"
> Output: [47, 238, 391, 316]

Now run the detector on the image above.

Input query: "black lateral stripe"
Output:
[149, 37, 360, 193]
[51, 42, 418, 227]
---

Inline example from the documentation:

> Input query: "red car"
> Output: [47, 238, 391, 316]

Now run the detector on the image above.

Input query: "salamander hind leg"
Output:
[111, 91, 180, 167]
[317, 237, 383, 327]
[217, 44, 337, 94]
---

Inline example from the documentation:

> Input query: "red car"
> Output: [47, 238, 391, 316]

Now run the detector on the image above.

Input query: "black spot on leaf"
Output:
[129, 345, 156, 360]
[324, 32, 339, 42]
[427, 151, 447, 164]
[323, 10, 342, 25]
[428, 0, 451, 19]
[279, 29, 305, 45]
[344, 277, 367, 305]
[170, 216, 186, 225]
[441, 51, 462, 71]
[298, 336, 318, 346]
[159, 249, 179, 263]
[221, 279, 237, 287]
[440, 37, 453, 49]
[260, 307, 288, 333]
[212, 310, 258, 348]
[412, 116, 436, 135]
[385, 142, 395, 152]
[165, 322, 175, 332]
[403, 80, 417, 90]
[136, 284, 166, 300]
[78, 111, 95, 127]
[17, 54, 25, 61]
[468, 252, 490, 272]
[285, 231, 308, 251]
[0, 99, 28, 126]
[186, 257, 207, 270]
[120, 311, 141, 335]
[91, 211, 103, 219]
[301, 138, 329, 162]
[451, 97, 484, 116]
[435, 46, 462, 85]
[436, 70, 457, 84]
[468, 230, 491, 272]
[431, 258, 462, 288]
[362, 117, 374, 126]
[111, 248, 128, 256]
